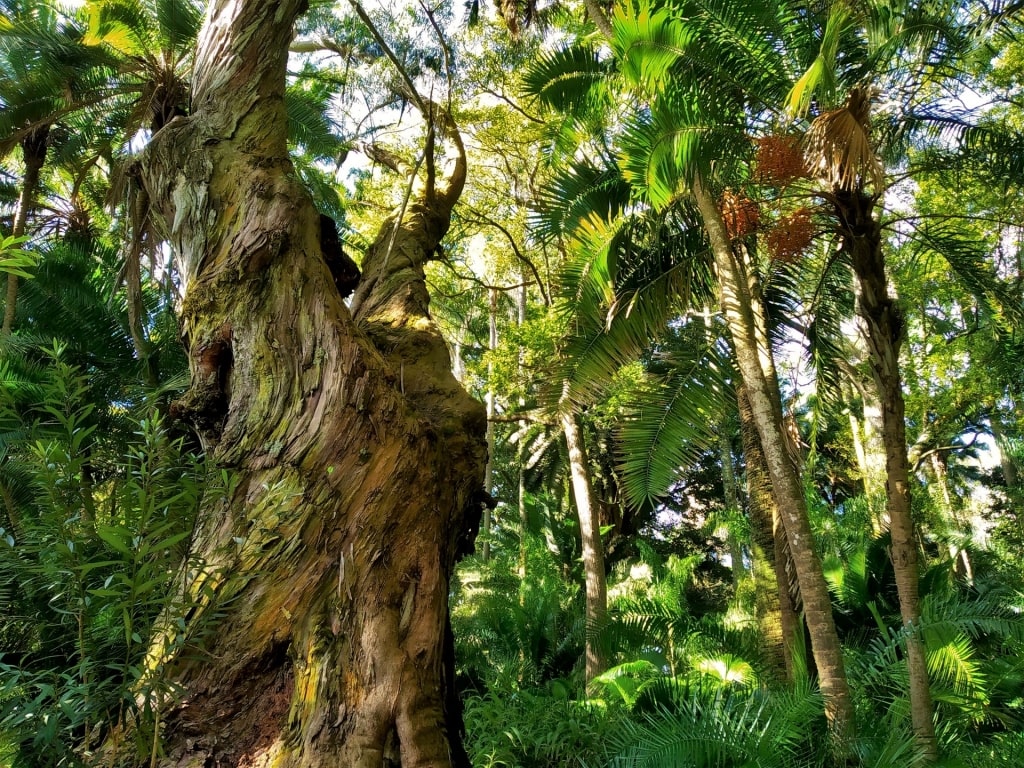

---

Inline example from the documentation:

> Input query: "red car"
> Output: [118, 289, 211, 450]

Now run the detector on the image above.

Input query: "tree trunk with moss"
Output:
[131, 3, 486, 766]
[737, 385, 798, 682]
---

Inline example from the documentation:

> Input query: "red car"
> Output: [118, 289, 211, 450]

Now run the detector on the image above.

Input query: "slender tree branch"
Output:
[582, 0, 615, 40]
[419, 1, 455, 113]
[460, 206, 550, 305]
[347, 0, 427, 114]
[912, 433, 981, 473]
[481, 87, 544, 124]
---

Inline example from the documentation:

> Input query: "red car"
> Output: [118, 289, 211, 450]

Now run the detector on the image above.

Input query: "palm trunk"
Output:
[737, 385, 798, 682]
[719, 427, 747, 586]
[560, 409, 608, 683]
[131, 3, 486, 765]
[990, 413, 1018, 489]
[692, 177, 853, 735]
[2, 125, 49, 336]
[838, 189, 937, 761]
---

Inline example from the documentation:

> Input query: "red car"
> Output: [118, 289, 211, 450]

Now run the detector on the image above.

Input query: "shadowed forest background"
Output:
[2, 0, 1024, 766]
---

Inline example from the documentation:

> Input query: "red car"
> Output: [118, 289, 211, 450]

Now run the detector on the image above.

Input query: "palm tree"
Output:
[540, 0, 859, 735]
[558, 0, 1012, 752]
[522, 14, 820, 697]
[0, 0, 202, 338]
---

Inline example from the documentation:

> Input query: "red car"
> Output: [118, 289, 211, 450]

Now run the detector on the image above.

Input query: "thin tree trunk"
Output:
[124, 185, 160, 387]
[129, 3, 486, 765]
[842, 380, 871, 497]
[929, 452, 973, 583]
[518, 279, 529, 580]
[990, 413, 1018, 489]
[2, 126, 49, 336]
[582, 0, 615, 38]
[481, 288, 498, 561]
[839, 188, 937, 762]
[560, 409, 607, 683]
[692, 176, 854, 736]
[701, 310, 746, 586]
[719, 427, 747, 586]
[737, 385, 797, 682]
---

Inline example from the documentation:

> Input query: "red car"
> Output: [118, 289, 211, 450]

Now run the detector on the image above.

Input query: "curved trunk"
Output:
[2, 125, 49, 336]
[838, 189, 937, 762]
[692, 177, 854, 735]
[132, 3, 486, 766]
[561, 409, 608, 683]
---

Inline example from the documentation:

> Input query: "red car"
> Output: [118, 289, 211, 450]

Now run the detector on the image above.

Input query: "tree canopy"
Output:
[2, 1, 1024, 766]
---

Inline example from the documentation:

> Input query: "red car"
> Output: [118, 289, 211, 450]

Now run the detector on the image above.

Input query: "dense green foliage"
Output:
[2, 0, 1024, 766]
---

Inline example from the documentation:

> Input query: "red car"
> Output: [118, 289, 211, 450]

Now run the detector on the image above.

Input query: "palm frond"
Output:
[616, 337, 731, 506]
[553, 206, 713, 407]
[612, 0, 693, 93]
[618, 80, 749, 208]
[155, 0, 202, 55]
[530, 159, 630, 246]
[905, 218, 1024, 329]
[520, 40, 611, 115]
[285, 81, 347, 162]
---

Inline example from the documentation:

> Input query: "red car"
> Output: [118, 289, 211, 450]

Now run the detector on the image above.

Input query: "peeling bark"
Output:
[128, 3, 486, 766]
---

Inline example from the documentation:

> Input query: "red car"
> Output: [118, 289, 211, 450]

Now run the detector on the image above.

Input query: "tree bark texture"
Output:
[737, 385, 798, 682]
[134, 3, 486, 766]
[560, 410, 608, 683]
[2, 125, 49, 336]
[692, 177, 854, 734]
[837, 189, 937, 761]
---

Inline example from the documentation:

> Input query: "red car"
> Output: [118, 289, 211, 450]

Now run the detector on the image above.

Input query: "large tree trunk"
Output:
[560, 409, 608, 683]
[134, 3, 486, 766]
[838, 189, 937, 761]
[2, 125, 49, 336]
[692, 177, 854, 735]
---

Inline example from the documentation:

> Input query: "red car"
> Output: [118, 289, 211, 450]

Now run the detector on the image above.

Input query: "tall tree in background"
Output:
[125, 1, 485, 765]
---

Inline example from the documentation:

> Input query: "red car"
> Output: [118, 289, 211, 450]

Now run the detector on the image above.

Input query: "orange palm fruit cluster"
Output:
[765, 207, 815, 262]
[720, 188, 761, 239]
[754, 134, 808, 186]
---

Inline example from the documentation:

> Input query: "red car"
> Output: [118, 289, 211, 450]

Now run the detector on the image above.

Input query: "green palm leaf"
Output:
[521, 40, 611, 114]
[617, 337, 731, 505]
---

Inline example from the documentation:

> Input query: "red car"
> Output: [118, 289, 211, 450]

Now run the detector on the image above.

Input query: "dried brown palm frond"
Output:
[803, 86, 884, 193]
